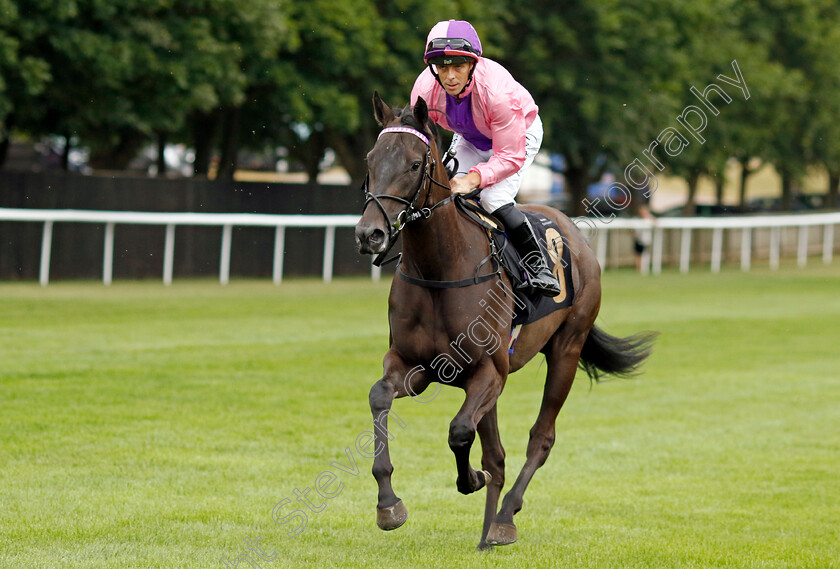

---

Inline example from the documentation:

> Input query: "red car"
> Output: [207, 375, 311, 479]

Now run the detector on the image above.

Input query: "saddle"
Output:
[454, 198, 575, 326]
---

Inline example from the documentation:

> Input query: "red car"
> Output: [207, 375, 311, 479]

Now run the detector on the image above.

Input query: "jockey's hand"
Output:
[449, 172, 481, 194]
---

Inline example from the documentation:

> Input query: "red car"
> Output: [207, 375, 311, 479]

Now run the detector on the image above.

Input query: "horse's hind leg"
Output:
[369, 355, 430, 531]
[486, 333, 585, 545]
[476, 404, 505, 551]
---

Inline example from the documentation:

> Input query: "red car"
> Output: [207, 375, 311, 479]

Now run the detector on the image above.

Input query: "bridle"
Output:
[361, 126, 454, 266]
[361, 124, 502, 288]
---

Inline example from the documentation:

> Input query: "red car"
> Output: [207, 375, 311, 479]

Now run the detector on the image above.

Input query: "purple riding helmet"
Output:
[423, 20, 482, 66]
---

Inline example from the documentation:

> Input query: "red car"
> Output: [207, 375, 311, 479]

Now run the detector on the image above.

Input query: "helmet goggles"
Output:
[426, 37, 478, 54]
[424, 37, 481, 64]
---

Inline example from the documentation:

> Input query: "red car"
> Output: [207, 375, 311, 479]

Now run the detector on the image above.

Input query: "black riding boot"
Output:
[494, 204, 563, 297]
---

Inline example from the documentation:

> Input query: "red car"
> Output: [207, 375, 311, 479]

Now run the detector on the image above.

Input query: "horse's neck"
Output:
[401, 195, 484, 281]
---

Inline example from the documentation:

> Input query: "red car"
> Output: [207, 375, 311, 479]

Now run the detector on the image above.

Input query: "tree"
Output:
[232, 0, 389, 183]
[2, 0, 833, 210]
[649, 0, 744, 214]
[501, 0, 696, 216]
[735, 0, 833, 211]
[797, 1, 840, 209]
[10, 0, 153, 168]
[247, 0, 507, 185]
[3, 0, 292, 173]
[662, 0, 791, 213]
[186, 0, 295, 179]
[0, 0, 50, 166]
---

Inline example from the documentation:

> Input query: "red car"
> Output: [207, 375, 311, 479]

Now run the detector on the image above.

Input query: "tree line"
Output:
[1, 0, 839, 214]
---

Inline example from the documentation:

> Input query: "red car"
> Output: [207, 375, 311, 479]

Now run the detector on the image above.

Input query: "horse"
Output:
[354, 92, 656, 549]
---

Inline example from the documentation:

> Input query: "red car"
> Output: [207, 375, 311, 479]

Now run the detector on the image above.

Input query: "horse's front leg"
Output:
[449, 362, 504, 496]
[369, 353, 430, 531]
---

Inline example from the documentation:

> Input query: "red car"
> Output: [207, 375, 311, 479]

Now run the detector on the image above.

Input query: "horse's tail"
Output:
[578, 325, 658, 382]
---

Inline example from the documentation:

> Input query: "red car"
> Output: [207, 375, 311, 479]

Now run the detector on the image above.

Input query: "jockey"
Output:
[410, 19, 562, 297]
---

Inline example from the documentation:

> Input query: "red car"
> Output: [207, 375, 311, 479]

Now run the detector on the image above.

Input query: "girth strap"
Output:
[396, 259, 500, 289]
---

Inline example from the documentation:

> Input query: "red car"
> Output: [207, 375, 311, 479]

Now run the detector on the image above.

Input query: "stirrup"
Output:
[532, 276, 563, 297]
[521, 261, 562, 297]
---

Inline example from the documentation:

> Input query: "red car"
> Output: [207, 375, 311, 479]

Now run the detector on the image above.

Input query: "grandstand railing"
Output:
[0, 207, 837, 285]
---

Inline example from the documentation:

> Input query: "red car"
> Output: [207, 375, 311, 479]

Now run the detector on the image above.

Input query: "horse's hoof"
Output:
[486, 522, 518, 545]
[477, 540, 494, 552]
[376, 500, 408, 531]
[474, 470, 492, 491]
[457, 470, 492, 495]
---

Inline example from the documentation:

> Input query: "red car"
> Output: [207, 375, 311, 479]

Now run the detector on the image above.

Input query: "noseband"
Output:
[362, 126, 452, 266]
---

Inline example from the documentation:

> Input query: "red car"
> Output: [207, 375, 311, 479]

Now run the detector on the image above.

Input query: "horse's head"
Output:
[355, 92, 442, 259]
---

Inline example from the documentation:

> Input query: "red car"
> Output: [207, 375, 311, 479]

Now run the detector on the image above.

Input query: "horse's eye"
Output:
[411, 161, 422, 171]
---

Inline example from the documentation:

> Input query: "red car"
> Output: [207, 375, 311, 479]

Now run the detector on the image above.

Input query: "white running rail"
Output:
[1, 207, 838, 285]
[588, 211, 840, 275]
[0, 208, 370, 286]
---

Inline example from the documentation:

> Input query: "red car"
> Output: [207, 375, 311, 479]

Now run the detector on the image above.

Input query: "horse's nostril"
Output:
[354, 225, 388, 254]
[369, 229, 386, 246]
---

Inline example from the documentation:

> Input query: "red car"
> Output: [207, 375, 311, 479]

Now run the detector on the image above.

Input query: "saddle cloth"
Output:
[492, 210, 575, 326]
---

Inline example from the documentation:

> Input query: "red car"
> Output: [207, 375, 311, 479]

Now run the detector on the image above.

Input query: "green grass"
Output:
[1, 264, 839, 568]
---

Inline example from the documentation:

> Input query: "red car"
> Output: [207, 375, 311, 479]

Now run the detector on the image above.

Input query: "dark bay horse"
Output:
[354, 92, 656, 549]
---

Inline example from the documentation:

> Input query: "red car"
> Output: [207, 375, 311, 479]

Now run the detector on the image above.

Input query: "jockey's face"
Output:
[436, 61, 474, 96]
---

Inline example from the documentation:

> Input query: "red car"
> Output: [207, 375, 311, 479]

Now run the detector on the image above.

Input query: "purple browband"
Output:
[378, 127, 430, 147]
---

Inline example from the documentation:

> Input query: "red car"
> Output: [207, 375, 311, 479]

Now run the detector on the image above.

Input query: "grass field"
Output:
[1, 264, 839, 568]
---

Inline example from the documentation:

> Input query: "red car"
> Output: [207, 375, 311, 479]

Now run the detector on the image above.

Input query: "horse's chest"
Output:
[389, 301, 500, 368]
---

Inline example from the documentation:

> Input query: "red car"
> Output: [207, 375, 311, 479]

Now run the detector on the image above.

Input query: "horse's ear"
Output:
[373, 91, 395, 126]
[413, 96, 430, 131]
